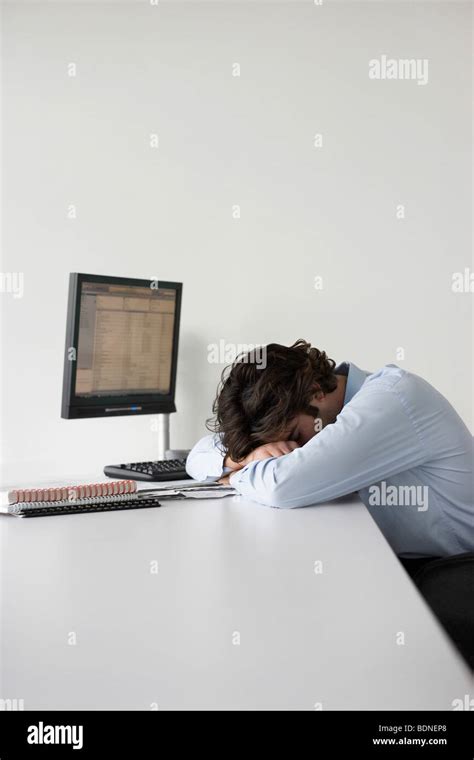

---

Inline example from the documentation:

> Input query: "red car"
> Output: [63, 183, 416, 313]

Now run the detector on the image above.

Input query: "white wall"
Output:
[1, 0, 472, 485]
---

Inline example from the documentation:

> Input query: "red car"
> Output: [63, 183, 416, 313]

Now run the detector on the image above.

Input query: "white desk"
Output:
[0, 476, 471, 710]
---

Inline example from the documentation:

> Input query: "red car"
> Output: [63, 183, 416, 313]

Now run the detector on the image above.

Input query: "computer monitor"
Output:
[61, 273, 182, 419]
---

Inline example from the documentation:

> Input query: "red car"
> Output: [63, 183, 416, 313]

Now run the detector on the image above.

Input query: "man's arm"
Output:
[186, 435, 300, 482]
[185, 434, 231, 481]
[228, 388, 428, 507]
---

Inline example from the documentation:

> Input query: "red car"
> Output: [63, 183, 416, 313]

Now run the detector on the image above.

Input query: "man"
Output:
[186, 339, 474, 562]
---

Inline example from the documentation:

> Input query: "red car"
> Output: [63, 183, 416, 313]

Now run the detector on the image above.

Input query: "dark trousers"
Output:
[398, 556, 441, 580]
[399, 553, 474, 669]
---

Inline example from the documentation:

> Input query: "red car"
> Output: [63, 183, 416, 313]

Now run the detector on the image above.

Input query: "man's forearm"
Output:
[185, 434, 229, 481]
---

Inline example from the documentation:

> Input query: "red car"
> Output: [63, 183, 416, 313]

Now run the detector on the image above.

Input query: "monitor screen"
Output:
[62, 274, 182, 418]
[76, 281, 176, 397]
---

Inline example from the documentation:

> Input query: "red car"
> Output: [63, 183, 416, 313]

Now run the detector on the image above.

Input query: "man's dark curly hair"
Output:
[207, 339, 338, 462]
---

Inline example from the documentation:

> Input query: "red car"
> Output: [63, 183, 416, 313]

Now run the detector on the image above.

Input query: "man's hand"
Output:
[242, 440, 300, 464]
[218, 440, 300, 484]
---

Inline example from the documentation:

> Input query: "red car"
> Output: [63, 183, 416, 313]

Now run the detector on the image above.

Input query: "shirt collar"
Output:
[338, 362, 370, 406]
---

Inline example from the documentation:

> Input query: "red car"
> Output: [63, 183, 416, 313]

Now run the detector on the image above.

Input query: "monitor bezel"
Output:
[61, 272, 182, 419]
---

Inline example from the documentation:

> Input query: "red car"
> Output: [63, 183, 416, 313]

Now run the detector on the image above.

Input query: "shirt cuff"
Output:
[228, 462, 258, 489]
[228, 470, 240, 488]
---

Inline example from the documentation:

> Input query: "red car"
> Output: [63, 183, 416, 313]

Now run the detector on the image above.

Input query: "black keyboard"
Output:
[104, 458, 191, 482]
[15, 495, 162, 518]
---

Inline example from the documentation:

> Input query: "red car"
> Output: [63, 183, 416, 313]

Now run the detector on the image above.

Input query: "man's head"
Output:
[207, 339, 346, 462]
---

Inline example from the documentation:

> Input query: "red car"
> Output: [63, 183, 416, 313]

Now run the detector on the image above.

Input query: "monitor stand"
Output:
[154, 413, 170, 461]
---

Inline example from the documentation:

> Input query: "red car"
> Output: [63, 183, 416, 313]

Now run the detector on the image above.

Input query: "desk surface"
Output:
[0, 475, 471, 710]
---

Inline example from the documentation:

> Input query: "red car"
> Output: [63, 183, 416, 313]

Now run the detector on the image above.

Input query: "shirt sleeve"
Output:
[185, 433, 231, 481]
[229, 387, 429, 508]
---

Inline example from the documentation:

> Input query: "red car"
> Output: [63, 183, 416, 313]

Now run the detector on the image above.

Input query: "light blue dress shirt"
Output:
[186, 364, 474, 558]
